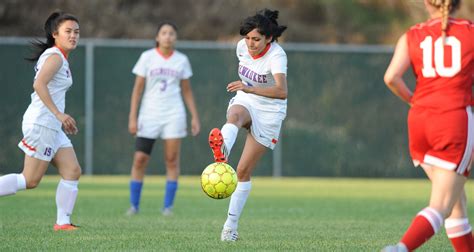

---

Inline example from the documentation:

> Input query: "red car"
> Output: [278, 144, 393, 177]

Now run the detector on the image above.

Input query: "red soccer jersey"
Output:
[407, 18, 474, 112]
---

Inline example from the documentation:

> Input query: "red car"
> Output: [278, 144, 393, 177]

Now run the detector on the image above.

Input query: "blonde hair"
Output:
[428, 0, 453, 42]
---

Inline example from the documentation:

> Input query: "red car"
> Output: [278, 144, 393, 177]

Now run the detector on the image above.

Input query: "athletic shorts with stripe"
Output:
[18, 124, 72, 162]
[228, 93, 285, 150]
[408, 106, 473, 177]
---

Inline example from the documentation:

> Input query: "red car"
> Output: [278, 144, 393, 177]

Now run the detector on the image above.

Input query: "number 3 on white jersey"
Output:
[420, 36, 461, 78]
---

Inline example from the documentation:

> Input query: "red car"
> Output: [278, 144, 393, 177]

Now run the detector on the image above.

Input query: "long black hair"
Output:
[239, 9, 287, 42]
[155, 21, 178, 47]
[26, 11, 79, 62]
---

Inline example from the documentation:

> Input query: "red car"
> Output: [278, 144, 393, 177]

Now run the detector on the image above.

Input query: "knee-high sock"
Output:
[445, 218, 473, 252]
[0, 174, 26, 196]
[56, 179, 79, 225]
[221, 123, 238, 157]
[400, 207, 443, 251]
[163, 180, 178, 209]
[130, 180, 143, 210]
[224, 181, 251, 230]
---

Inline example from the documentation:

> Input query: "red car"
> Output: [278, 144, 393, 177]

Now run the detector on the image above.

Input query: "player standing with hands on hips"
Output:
[127, 22, 200, 216]
[0, 11, 82, 231]
[208, 9, 288, 241]
[382, 0, 474, 251]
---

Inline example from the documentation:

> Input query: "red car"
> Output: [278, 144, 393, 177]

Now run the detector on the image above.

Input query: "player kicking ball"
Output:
[209, 9, 288, 241]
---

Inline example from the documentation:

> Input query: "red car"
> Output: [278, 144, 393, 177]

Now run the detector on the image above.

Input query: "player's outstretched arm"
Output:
[226, 73, 288, 100]
[128, 75, 145, 135]
[33, 54, 77, 135]
[181, 79, 201, 136]
[384, 33, 413, 105]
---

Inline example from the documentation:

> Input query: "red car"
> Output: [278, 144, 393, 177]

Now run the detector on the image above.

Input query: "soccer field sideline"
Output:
[1, 175, 473, 251]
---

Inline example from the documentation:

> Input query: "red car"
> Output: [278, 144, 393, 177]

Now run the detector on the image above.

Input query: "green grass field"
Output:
[0, 176, 472, 251]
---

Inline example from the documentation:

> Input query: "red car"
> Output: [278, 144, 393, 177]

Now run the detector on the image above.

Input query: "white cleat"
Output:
[162, 207, 173, 216]
[381, 243, 408, 252]
[221, 227, 239, 241]
[126, 206, 139, 216]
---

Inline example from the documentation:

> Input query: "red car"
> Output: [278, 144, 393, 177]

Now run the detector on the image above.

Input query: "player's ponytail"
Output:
[428, 0, 461, 43]
[26, 11, 79, 62]
[240, 8, 287, 42]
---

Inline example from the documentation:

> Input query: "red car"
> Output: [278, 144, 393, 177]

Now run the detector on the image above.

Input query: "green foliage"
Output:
[1, 176, 472, 251]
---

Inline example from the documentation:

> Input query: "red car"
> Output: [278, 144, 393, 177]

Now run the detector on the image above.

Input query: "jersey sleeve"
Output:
[34, 48, 63, 80]
[132, 52, 148, 78]
[236, 39, 245, 58]
[270, 52, 288, 75]
[181, 56, 193, 79]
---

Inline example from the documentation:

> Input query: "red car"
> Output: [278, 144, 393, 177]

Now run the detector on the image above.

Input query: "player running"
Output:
[126, 22, 200, 216]
[208, 9, 288, 241]
[0, 11, 82, 231]
[382, 0, 474, 251]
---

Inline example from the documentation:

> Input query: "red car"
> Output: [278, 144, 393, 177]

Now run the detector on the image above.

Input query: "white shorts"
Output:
[228, 95, 285, 150]
[137, 115, 187, 140]
[18, 124, 72, 162]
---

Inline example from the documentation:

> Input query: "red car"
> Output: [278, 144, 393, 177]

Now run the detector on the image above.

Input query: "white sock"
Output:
[0, 173, 26, 196]
[56, 179, 79, 225]
[221, 123, 238, 157]
[224, 181, 251, 230]
[445, 218, 472, 238]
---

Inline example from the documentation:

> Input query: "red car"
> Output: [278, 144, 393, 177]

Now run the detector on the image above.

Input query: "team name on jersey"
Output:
[149, 67, 180, 78]
[238, 65, 267, 84]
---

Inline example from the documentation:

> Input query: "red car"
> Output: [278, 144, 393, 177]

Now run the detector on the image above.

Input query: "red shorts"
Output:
[408, 106, 473, 177]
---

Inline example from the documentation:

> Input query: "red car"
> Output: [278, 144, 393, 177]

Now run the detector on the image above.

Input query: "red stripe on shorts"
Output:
[21, 139, 37, 152]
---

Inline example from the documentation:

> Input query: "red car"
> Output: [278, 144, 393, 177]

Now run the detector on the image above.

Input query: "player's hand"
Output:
[191, 117, 201, 136]
[56, 112, 78, 135]
[227, 81, 250, 93]
[128, 118, 137, 136]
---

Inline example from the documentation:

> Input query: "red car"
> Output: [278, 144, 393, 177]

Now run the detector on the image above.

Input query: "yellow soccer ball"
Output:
[201, 162, 237, 199]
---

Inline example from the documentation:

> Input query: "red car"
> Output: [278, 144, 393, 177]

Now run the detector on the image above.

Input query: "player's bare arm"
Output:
[128, 75, 145, 135]
[33, 54, 77, 134]
[181, 79, 201, 136]
[384, 33, 413, 106]
[226, 73, 287, 99]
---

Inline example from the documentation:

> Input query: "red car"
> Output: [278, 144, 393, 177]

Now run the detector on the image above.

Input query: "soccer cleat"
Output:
[381, 243, 408, 252]
[221, 227, 239, 242]
[161, 207, 173, 216]
[53, 223, 79, 231]
[126, 206, 139, 216]
[209, 128, 228, 163]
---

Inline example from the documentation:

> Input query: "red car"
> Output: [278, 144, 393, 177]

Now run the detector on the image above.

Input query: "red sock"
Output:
[449, 232, 473, 252]
[401, 209, 442, 251]
[445, 218, 473, 252]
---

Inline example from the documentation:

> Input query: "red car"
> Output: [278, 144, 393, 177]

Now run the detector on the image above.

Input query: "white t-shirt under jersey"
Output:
[132, 48, 192, 121]
[236, 39, 288, 117]
[22, 47, 73, 131]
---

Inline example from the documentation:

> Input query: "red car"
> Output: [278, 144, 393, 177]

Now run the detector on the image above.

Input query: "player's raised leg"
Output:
[53, 146, 81, 231]
[221, 133, 266, 241]
[162, 138, 181, 216]
[209, 105, 250, 163]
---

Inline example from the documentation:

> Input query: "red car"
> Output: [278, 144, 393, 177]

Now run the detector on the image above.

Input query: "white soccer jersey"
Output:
[236, 39, 288, 116]
[132, 48, 192, 121]
[22, 47, 73, 131]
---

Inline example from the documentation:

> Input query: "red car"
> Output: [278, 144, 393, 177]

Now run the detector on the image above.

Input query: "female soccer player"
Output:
[127, 22, 200, 216]
[382, 0, 473, 251]
[208, 9, 288, 241]
[0, 11, 81, 231]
